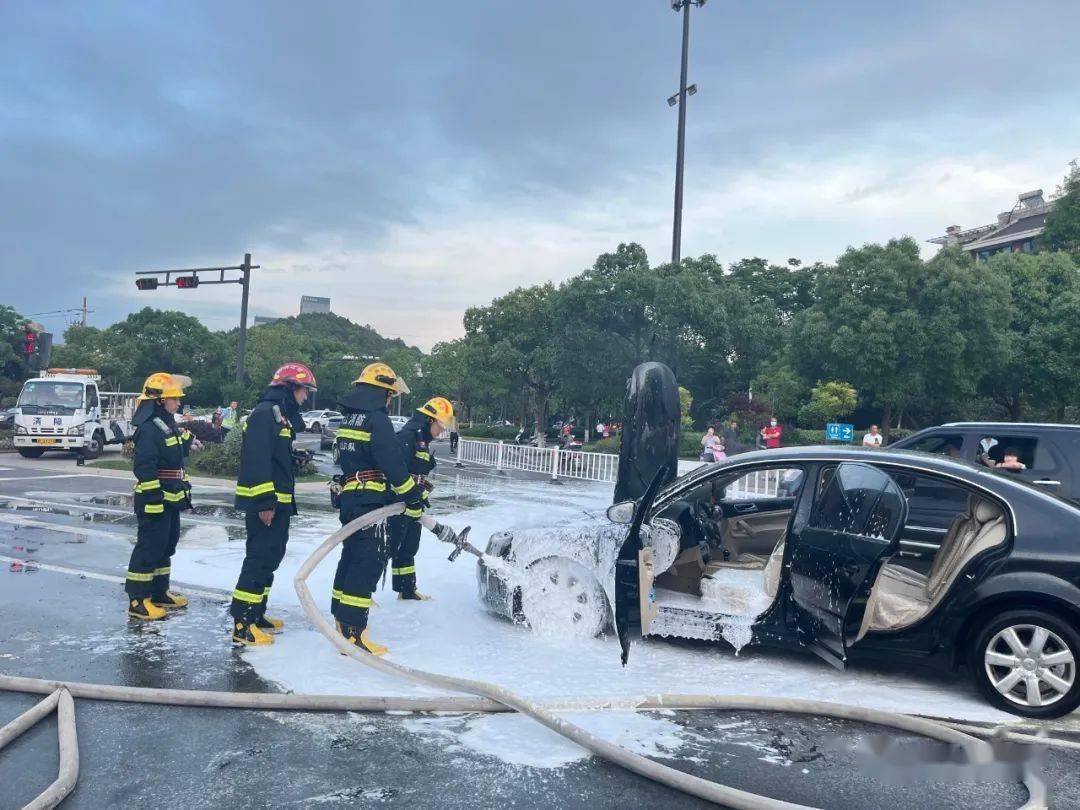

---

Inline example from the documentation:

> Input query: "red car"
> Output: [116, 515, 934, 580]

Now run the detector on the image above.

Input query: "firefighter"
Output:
[230, 362, 317, 646]
[387, 397, 454, 600]
[125, 372, 197, 620]
[331, 362, 422, 655]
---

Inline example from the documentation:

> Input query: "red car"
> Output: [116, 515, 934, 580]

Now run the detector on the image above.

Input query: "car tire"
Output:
[968, 608, 1080, 719]
[83, 430, 104, 460]
[17, 448, 45, 459]
[332, 444, 340, 465]
[520, 556, 609, 639]
[311, 422, 320, 434]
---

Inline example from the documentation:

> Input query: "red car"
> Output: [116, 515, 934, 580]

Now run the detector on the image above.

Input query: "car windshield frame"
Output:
[16, 380, 86, 415]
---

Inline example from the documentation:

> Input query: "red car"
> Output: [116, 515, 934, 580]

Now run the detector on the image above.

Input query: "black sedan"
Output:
[478, 446, 1080, 718]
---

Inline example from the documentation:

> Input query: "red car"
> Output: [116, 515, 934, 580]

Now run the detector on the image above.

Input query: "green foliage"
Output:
[1041, 161, 1080, 258]
[678, 387, 693, 430]
[800, 381, 858, 427]
[459, 425, 520, 441]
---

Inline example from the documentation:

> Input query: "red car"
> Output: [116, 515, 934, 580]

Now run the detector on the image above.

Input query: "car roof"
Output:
[938, 422, 1080, 431]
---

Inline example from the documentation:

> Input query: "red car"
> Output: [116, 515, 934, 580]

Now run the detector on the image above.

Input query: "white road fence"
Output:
[454, 438, 780, 495]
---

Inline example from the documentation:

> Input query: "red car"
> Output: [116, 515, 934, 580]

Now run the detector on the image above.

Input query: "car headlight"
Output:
[67, 424, 85, 436]
[15, 425, 27, 435]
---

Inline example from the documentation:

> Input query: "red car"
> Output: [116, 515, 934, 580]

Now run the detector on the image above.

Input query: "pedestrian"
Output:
[602, 422, 611, 439]
[229, 362, 317, 646]
[331, 362, 424, 655]
[448, 402, 460, 455]
[124, 372, 198, 620]
[595, 419, 605, 441]
[760, 417, 783, 449]
[221, 400, 239, 432]
[722, 420, 743, 455]
[700, 426, 724, 462]
[387, 396, 455, 601]
[862, 424, 883, 449]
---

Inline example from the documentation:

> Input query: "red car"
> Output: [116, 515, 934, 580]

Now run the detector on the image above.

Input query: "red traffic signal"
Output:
[135, 278, 159, 291]
[176, 275, 199, 289]
[24, 328, 36, 359]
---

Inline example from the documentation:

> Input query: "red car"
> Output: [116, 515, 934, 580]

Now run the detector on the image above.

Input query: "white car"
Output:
[302, 409, 341, 433]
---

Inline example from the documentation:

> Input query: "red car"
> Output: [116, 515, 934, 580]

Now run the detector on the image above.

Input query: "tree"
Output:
[1041, 160, 1080, 258]
[800, 380, 857, 426]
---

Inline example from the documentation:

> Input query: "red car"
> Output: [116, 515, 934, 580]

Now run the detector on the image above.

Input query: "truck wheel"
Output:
[83, 431, 104, 460]
[520, 556, 609, 639]
[968, 609, 1080, 719]
[17, 448, 45, 459]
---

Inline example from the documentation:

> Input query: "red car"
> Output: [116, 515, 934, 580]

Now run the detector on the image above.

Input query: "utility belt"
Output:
[157, 468, 186, 480]
[329, 470, 387, 509]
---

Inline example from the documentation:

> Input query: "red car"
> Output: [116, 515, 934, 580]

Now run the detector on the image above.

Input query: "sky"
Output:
[2, 1, 1078, 350]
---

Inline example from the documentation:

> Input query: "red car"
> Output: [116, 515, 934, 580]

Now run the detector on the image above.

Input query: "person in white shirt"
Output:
[595, 421, 605, 438]
[862, 425, 883, 448]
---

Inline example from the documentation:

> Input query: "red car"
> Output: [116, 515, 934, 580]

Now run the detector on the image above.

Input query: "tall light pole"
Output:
[670, 0, 706, 266]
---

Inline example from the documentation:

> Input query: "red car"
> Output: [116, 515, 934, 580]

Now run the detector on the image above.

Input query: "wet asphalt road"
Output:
[0, 452, 1078, 808]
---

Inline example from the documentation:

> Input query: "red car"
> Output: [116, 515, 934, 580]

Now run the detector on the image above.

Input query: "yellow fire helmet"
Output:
[417, 396, 455, 429]
[353, 362, 410, 396]
[138, 372, 191, 401]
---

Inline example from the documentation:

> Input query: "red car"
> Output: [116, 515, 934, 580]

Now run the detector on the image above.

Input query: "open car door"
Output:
[614, 466, 669, 666]
[787, 462, 906, 668]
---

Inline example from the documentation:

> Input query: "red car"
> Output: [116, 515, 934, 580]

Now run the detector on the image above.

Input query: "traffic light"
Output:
[23, 328, 36, 359]
[176, 275, 199, 289]
[136, 277, 159, 291]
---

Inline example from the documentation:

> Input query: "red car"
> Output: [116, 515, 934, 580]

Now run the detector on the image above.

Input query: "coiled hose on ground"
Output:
[0, 505, 1054, 809]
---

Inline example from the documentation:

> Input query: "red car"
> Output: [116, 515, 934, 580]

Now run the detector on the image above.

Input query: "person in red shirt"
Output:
[760, 417, 782, 449]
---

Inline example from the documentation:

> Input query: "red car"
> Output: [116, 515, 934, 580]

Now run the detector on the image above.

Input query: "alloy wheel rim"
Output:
[984, 623, 1075, 708]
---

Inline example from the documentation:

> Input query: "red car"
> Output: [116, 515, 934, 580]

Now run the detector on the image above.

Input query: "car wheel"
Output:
[17, 448, 45, 459]
[520, 556, 608, 639]
[83, 431, 104, 460]
[968, 609, 1080, 719]
[311, 422, 320, 434]
[332, 444, 340, 465]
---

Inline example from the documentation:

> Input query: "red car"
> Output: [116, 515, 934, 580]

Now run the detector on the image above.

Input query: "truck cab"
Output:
[13, 369, 138, 459]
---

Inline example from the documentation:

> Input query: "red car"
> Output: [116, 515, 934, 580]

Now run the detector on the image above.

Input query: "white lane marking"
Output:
[0, 467, 13, 472]
[0, 514, 125, 541]
[0, 474, 98, 483]
[0, 554, 230, 602]
[0, 494, 243, 528]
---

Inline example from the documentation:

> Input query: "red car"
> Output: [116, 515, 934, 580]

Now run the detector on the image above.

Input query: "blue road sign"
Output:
[826, 423, 855, 443]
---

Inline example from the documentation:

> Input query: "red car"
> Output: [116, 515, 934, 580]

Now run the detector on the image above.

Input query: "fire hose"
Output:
[0, 505, 1053, 809]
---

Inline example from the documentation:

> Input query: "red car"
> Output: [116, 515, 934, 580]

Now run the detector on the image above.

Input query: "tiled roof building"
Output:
[929, 189, 1053, 261]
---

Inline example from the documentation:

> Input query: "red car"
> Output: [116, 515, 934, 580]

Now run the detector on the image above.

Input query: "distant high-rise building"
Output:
[300, 296, 331, 315]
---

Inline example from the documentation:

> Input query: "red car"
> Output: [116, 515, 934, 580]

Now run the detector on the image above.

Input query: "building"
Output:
[299, 295, 331, 315]
[929, 189, 1054, 261]
[253, 315, 281, 326]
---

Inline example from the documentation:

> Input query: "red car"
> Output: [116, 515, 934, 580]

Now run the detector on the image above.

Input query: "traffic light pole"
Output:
[134, 253, 260, 384]
[235, 253, 251, 384]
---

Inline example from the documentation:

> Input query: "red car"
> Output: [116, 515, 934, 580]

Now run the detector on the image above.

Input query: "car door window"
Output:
[85, 386, 99, 413]
[810, 463, 891, 535]
[977, 435, 1040, 471]
[904, 433, 965, 459]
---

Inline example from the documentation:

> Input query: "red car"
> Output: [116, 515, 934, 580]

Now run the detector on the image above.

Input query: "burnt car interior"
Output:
[649, 463, 1011, 633]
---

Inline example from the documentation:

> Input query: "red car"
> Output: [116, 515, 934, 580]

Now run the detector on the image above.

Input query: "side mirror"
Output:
[607, 500, 635, 525]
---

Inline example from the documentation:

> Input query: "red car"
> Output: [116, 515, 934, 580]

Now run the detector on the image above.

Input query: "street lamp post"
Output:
[670, 0, 706, 266]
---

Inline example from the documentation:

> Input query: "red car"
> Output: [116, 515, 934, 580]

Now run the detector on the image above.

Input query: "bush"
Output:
[461, 425, 521, 442]
[187, 427, 242, 477]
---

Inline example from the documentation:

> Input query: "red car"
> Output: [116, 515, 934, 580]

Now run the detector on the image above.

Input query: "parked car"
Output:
[0, 408, 16, 430]
[321, 416, 342, 452]
[303, 409, 341, 433]
[478, 445, 1080, 718]
[889, 422, 1080, 505]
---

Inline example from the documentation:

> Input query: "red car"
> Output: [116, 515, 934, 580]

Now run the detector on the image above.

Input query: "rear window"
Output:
[901, 433, 964, 458]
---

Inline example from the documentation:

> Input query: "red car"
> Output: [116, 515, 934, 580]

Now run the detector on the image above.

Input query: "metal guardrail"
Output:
[455, 438, 780, 495]
[457, 438, 618, 483]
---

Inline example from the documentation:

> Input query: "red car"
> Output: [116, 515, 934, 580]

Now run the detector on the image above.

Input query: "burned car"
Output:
[478, 446, 1080, 719]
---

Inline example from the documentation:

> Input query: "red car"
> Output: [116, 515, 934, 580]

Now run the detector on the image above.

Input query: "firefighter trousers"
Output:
[125, 508, 182, 599]
[230, 508, 291, 621]
[330, 506, 385, 629]
[387, 513, 420, 595]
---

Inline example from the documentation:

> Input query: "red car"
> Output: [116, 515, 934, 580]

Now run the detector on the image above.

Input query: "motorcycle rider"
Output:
[387, 397, 454, 600]
[230, 362, 317, 646]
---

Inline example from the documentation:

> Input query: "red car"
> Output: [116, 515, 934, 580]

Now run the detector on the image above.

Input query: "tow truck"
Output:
[12, 369, 139, 459]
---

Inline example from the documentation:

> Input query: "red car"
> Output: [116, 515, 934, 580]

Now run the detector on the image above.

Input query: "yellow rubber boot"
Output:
[128, 598, 166, 621]
[398, 590, 432, 601]
[232, 620, 274, 646]
[256, 615, 284, 633]
[151, 591, 188, 609]
[339, 624, 388, 656]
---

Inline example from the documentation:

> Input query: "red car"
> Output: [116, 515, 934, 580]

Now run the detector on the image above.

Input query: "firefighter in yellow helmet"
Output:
[387, 397, 454, 600]
[125, 372, 199, 620]
[330, 362, 421, 654]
